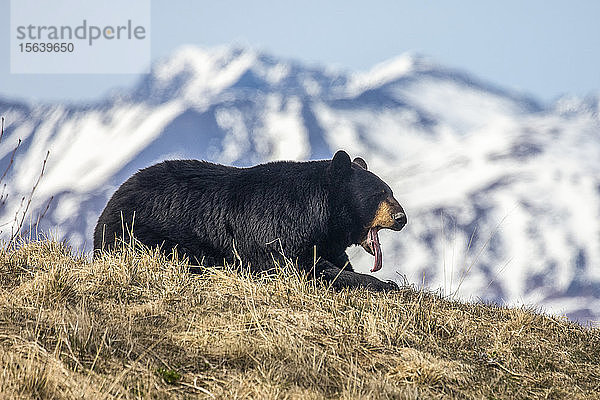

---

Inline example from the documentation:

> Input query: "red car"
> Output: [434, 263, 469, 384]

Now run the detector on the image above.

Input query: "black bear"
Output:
[93, 150, 407, 291]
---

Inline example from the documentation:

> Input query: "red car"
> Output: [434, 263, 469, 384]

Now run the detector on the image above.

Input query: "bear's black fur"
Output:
[93, 150, 407, 291]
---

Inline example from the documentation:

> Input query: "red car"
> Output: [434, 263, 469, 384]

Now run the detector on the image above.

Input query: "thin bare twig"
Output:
[10, 150, 50, 244]
[0, 139, 21, 185]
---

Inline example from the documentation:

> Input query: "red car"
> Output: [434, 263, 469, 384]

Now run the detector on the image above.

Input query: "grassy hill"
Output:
[0, 241, 599, 399]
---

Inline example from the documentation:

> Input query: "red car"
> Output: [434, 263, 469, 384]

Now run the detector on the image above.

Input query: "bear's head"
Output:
[328, 150, 407, 272]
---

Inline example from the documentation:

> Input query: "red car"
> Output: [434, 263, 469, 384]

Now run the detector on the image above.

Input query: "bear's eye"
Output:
[370, 190, 386, 200]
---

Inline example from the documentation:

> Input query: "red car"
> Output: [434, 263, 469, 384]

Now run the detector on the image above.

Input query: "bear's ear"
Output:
[352, 157, 368, 170]
[329, 150, 352, 177]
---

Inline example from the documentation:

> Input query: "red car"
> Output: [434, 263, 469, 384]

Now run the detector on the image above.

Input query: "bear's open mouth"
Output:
[362, 227, 382, 272]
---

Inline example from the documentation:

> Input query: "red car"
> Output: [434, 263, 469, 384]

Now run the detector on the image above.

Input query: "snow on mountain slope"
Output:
[1, 45, 599, 323]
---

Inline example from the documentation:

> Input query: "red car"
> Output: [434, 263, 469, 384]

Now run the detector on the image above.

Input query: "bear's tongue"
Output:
[369, 227, 382, 272]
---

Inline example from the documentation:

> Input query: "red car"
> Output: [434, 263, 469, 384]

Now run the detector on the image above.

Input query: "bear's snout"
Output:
[368, 197, 406, 232]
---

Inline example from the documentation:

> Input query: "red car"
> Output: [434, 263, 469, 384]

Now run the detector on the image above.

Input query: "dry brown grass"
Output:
[0, 240, 599, 399]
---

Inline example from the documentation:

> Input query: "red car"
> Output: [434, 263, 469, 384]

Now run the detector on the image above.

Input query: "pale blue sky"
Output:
[1, 0, 599, 104]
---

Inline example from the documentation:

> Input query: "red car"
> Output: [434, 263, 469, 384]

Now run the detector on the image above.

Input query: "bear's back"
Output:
[93, 158, 330, 253]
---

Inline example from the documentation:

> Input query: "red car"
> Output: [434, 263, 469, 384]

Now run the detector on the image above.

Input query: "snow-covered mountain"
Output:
[1, 45, 599, 323]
